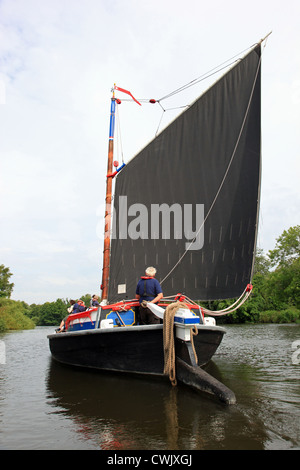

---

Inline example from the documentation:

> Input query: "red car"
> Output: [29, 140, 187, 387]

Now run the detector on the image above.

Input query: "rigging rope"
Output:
[199, 284, 253, 316]
[163, 302, 198, 386]
[161, 285, 253, 320]
[157, 59, 241, 102]
[115, 103, 124, 163]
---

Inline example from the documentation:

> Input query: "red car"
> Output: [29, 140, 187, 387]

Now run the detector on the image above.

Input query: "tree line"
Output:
[208, 225, 300, 324]
[0, 225, 299, 332]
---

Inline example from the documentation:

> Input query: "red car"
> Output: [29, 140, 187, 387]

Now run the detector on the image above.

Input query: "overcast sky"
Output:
[0, 0, 299, 304]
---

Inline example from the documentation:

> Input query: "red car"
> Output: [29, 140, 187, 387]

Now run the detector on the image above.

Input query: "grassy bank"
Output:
[257, 307, 300, 324]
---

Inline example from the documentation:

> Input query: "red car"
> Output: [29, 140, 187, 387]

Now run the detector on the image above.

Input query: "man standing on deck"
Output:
[135, 267, 163, 325]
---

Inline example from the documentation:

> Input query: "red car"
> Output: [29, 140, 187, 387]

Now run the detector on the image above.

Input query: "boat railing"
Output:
[64, 307, 98, 330]
[63, 294, 205, 332]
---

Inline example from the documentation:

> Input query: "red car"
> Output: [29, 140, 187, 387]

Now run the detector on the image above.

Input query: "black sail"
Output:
[108, 45, 261, 302]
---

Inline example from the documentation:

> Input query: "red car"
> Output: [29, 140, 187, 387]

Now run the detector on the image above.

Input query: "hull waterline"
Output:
[47, 324, 225, 374]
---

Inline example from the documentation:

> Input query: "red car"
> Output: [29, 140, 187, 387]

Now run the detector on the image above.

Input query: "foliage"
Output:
[207, 225, 300, 324]
[34, 298, 69, 326]
[79, 294, 92, 308]
[268, 225, 300, 267]
[263, 257, 300, 310]
[0, 264, 14, 298]
[253, 247, 271, 276]
[258, 308, 300, 324]
[0, 298, 35, 332]
[0, 296, 89, 331]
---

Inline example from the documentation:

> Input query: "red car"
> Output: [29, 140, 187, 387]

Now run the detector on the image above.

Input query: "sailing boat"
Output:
[48, 37, 267, 404]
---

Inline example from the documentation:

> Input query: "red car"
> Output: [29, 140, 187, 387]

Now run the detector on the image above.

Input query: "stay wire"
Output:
[115, 103, 124, 163]
[157, 42, 257, 103]
[158, 60, 239, 102]
[117, 46, 252, 106]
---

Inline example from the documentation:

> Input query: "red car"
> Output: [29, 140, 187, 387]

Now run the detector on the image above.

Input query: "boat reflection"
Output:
[46, 358, 268, 450]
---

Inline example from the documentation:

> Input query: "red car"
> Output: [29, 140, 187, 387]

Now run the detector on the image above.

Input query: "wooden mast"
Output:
[101, 86, 116, 302]
[101, 85, 140, 302]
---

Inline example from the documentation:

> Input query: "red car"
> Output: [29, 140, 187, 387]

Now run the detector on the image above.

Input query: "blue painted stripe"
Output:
[174, 316, 200, 324]
[68, 321, 95, 332]
[109, 99, 116, 139]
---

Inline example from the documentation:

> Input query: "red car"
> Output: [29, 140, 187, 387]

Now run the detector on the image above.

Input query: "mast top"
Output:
[258, 31, 272, 45]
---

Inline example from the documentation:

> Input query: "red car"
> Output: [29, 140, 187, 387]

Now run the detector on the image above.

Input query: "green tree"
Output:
[0, 264, 14, 298]
[264, 257, 300, 309]
[37, 298, 68, 326]
[0, 298, 35, 331]
[80, 293, 92, 308]
[253, 247, 271, 276]
[27, 303, 43, 325]
[211, 229, 300, 323]
[268, 225, 300, 267]
[263, 225, 300, 310]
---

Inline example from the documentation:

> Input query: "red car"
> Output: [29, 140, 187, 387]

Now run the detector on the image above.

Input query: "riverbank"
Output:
[257, 307, 300, 324]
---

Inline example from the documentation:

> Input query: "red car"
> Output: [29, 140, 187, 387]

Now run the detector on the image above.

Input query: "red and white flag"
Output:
[114, 86, 141, 106]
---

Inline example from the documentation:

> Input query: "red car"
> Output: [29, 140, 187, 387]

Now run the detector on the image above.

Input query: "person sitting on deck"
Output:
[67, 299, 76, 314]
[90, 294, 100, 307]
[135, 267, 163, 325]
[72, 300, 86, 313]
[57, 300, 76, 333]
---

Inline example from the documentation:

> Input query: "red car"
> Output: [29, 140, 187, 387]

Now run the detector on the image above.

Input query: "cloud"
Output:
[0, 0, 299, 304]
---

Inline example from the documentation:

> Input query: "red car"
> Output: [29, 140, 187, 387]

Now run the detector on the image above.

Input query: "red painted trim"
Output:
[65, 307, 98, 330]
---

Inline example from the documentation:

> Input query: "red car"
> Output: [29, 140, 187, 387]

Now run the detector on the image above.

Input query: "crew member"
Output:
[135, 267, 163, 325]
[90, 295, 100, 307]
[72, 300, 86, 313]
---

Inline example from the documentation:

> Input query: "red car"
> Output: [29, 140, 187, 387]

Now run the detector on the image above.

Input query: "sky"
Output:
[0, 0, 299, 305]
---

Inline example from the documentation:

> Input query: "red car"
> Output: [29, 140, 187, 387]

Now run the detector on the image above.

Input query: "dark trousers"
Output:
[139, 305, 160, 325]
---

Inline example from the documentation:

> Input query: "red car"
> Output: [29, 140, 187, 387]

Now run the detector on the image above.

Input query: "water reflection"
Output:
[211, 324, 300, 449]
[1, 325, 299, 449]
[46, 359, 181, 449]
[46, 358, 268, 450]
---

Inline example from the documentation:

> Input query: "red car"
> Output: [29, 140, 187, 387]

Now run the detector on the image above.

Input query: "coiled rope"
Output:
[163, 302, 198, 386]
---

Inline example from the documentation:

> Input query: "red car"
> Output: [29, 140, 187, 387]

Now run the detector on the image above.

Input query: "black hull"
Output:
[47, 324, 225, 375]
[47, 324, 237, 404]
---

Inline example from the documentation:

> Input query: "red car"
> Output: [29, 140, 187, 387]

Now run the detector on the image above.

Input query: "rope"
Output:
[157, 59, 241, 102]
[201, 287, 252, 316]
[155, 103, 190, 136]
[163, 302, 198, 386]
[160, 284, 253, 318]
[115, 103, 124, 163]
[190, 324, 198, 364]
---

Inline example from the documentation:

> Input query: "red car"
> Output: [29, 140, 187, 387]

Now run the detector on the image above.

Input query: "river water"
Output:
[0, 323, 299, 450]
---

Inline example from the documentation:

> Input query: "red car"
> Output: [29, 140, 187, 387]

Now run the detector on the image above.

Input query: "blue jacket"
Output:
[136, 277, 162, 304]
[72, 303, 86, 313]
